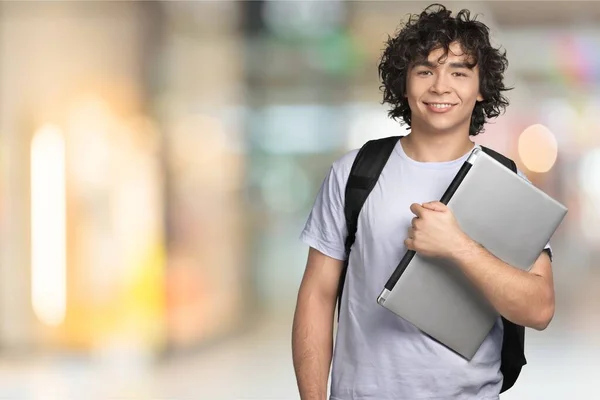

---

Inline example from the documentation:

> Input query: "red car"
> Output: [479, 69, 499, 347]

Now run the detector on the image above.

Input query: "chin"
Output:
[412, 113, 470, 135]
[425, 122, 461, 134]
[425, 117, 470, 134]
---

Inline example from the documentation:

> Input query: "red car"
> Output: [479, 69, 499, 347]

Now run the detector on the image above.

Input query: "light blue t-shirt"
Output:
[300, 139, 545, 400]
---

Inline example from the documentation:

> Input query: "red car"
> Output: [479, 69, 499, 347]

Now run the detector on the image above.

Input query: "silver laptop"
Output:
[376, 146, 568, 360]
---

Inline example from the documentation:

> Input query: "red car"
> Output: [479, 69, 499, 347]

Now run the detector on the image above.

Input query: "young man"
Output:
[292, 4, 555, 400]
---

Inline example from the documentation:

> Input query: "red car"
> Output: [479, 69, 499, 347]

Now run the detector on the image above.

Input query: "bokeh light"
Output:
[346, 106, 409, 150]
[30, 124, 67, 327]
[579, 148, 600, 198]
[517, 124, 558, 173]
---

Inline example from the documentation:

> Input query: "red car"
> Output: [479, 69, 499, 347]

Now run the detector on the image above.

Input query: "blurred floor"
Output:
[0, 307, 598, 400]
[157, 309, 298, 400]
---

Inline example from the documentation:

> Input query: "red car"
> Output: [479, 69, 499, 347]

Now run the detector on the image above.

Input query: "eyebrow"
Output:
[412, 60, 474, 69]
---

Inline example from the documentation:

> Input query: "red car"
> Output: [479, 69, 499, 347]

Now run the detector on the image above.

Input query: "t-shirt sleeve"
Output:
[299, 158, 351, 261]
[517, 168, 553, 261]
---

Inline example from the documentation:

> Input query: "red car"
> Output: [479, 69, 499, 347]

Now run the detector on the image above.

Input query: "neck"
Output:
[401, 129, 474, 163]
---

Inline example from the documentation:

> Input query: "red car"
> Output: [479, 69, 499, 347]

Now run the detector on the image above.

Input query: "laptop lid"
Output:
[376, 146, 567, 359]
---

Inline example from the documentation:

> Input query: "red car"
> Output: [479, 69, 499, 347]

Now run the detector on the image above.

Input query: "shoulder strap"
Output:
[480, 145, 526, 393]
[344, 136, 402, 256]
[337, 136, 401, 315]
[480, 145, 518, 173]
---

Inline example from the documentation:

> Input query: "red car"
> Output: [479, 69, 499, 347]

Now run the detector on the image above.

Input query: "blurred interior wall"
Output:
[0, 0, 253, 356]
[156, 1, 250, 351]
[0, 1, 155, 351]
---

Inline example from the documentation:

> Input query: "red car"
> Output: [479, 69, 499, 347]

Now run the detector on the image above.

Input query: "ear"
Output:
[476, 92, 484, 102]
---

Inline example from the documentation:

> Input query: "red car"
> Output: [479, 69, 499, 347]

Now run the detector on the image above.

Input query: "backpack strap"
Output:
[480, 145, 526, 393]
[480, 145, 517, 172]
[337, 136, 401, 316]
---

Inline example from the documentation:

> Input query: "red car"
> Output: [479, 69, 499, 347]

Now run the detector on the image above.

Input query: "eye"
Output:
[453, 72, 468, 77]
[417, 70, 433, 76]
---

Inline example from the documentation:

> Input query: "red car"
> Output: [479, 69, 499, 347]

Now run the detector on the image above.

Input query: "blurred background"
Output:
[0, 1, 598, 399]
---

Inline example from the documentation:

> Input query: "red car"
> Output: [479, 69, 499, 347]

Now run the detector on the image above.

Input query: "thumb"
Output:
[422, 201, 447, 212]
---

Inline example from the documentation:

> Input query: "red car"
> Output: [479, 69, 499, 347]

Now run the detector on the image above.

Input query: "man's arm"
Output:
[406, 201, 555, 331]
[450, 241, 554, 330]
[292, 247, 344, 400]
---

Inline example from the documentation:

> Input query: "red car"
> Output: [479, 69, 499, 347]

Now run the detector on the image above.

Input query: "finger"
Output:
[410, 203, 426, 218]
[422, 201, 447, 212]
[407, 227, 415, 239]
[411, 217, 419, 229]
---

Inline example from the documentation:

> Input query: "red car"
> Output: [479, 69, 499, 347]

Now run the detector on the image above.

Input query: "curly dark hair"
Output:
[378, 4, 511, 136]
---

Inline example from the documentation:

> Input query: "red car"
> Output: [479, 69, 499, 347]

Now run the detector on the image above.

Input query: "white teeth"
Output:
[430, 103, 452, 109]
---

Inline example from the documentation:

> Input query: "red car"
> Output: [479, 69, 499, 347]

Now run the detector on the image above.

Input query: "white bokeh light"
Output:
[31, 124, 67, 327]
[346, 106, 409, 150]
[579, 148, 600, 198]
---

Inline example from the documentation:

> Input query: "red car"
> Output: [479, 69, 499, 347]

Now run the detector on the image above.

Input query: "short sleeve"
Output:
[517, 168, 553, 261]
[299, 159, 351, 261]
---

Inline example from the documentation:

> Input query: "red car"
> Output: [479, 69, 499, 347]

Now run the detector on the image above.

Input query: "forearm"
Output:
[450, 239, 554, 330]
[292, 292, 336, 400]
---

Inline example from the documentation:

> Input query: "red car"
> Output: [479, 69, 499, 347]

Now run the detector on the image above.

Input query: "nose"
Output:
[430, 73, 451, 95]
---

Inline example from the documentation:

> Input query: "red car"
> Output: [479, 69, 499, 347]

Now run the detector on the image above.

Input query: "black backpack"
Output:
[338, 135, 526, 393]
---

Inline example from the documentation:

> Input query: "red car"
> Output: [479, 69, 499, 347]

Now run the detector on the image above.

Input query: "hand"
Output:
[404, 201, 471, 259]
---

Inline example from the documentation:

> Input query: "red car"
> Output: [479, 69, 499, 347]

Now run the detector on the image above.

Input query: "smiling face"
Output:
[406, 41, 484, 137]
